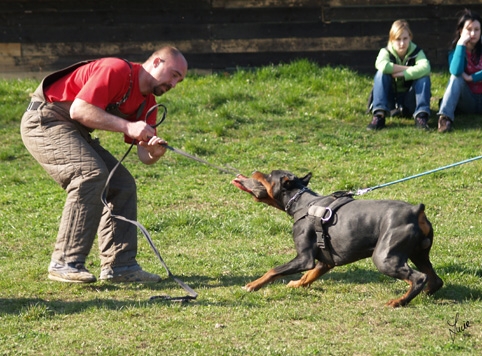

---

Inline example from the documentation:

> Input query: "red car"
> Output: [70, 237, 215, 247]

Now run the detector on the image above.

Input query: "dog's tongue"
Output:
[231, 175, 268, 199]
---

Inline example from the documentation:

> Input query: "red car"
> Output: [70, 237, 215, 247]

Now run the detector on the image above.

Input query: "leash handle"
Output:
[146, 103, 168, 128]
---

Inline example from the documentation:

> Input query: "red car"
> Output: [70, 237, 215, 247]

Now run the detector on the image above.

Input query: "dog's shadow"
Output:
[2, 264, 480, 315]
[236, 263, 482, 304]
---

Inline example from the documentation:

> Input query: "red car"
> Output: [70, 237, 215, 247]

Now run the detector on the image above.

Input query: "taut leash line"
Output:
[163, 144, 240, 175]
[149, 103, 241, 176]
[355, 154, 482, 196]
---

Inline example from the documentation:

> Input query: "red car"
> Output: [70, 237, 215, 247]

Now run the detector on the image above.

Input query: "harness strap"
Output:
[294, 194, 354, 266]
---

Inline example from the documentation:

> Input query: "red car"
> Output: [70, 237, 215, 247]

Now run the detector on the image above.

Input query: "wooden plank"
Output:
[324, 0, 482, 6]
[20, 36, 386, 58]
[211, 0, 322, 8]
[323, 4, 482, 22]
[0, 0, 211, 13]
[0, 43, 21, 65]
[1, 7, 322, 28]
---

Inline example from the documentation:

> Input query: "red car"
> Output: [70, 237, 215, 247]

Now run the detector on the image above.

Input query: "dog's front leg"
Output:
[244, 226, 317, 292]
[243, 269, 281, 292]
[287, 261, 332, 288]
[244, 252, 316, 291]
[243, 253, 316, 292]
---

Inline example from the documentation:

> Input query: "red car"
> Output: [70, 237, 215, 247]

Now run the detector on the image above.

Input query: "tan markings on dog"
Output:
[418, 210, 430, 237]
[251, 171, 283, 210]
[252, 171, 275, 198]
[287, 262, 332, 288]
[243, 268, 282, 291]
[386, 279, 413, 307]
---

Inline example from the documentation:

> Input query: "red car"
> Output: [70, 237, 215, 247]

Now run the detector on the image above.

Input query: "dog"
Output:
[232, 170, 443, 307]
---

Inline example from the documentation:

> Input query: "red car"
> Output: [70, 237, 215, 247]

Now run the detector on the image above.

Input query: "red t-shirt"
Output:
[44, 58, 158, 143]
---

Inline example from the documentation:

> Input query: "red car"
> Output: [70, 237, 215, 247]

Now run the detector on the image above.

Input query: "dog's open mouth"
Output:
[232, 174, 268, 199]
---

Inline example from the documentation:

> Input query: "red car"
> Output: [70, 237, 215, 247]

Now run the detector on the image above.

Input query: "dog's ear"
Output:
[279, 172, 297, 190]
[300, 172, 312, 187]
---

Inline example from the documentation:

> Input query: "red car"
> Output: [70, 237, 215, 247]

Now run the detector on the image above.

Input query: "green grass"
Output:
[1, 60, 481, 355]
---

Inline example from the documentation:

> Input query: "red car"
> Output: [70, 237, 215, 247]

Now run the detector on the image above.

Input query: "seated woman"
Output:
[438, 9, 482, 133]
[367, 19, 431, 130]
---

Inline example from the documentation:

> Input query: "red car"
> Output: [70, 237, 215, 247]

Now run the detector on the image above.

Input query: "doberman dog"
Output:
[232, 170, 443, 307]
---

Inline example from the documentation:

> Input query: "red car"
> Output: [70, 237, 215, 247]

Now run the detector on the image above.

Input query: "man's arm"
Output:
[70, 98, 156, 142]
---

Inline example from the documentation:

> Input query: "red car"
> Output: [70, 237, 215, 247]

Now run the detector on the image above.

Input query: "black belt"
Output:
[26, 101, 43, 111]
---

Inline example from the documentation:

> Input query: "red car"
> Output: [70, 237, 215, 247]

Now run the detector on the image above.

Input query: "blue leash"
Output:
[355, 155, 482, 196]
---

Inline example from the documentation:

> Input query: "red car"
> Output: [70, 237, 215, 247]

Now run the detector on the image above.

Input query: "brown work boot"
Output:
[99, 265, 161, 283]
[48, 261, 97, 283]
[438, 115, 453, 133]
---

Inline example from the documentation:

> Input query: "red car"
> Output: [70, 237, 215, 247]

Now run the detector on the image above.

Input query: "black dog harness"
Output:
[293, 191, 354, 266]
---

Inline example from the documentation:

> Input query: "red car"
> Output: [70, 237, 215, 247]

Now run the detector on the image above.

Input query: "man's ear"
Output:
[153, 57, 162, 67]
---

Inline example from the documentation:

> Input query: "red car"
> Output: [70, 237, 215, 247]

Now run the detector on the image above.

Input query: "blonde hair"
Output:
[388, 20, 413, 45]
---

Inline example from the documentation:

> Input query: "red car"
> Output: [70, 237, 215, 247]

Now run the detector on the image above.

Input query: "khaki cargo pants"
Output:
[20, 84, 138, 270]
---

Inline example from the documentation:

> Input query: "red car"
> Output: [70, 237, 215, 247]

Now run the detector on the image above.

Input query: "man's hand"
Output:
[137, 136, 168, 164]
[125, 121, 156, 142]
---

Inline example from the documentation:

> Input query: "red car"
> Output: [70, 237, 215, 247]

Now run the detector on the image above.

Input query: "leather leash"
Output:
[354, 155, 482, 196]
[149, 103, 240, 176]
[101, 104, 200, 301]
[162, 144, 240, 175]
[101, 143, 198, 301]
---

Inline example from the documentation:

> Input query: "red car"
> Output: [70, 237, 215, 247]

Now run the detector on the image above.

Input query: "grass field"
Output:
[0, 61, 481, 355]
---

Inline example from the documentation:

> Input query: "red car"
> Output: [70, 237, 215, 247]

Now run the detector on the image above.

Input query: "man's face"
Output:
[151, 56, 187, 96]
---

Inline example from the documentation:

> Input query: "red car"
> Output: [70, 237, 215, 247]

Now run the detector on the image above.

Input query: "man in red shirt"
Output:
[21, 46, 188, 283]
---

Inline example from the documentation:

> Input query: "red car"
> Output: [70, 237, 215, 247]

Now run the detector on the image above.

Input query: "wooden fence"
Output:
[1, 0, 482, 76]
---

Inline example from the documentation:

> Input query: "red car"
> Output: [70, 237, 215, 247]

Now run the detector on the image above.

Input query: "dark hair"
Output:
[451, 9, 482, 61]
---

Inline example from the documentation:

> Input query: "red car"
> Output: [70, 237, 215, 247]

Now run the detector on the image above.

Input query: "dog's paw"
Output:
[243, 283, 260, 292]
[242, 285, 254, 292]
[386, 299, 405, 308]
[287, 280, 302, 288]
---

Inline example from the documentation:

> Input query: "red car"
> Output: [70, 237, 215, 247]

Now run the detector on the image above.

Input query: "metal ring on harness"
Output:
[321, 207, 332, 222]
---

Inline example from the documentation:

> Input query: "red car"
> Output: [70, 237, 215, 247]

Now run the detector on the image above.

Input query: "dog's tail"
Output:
[416, 204, 433, 249]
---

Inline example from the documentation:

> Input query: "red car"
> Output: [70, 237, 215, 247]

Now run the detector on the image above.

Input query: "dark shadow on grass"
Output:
[2, 264, 480, 315]
[447, 113, 482, 131]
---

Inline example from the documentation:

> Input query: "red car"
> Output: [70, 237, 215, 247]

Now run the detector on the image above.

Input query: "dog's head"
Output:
[232, 170, 312, 211]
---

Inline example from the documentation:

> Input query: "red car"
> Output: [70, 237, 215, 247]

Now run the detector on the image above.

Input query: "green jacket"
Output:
[375, 42, 431, 93]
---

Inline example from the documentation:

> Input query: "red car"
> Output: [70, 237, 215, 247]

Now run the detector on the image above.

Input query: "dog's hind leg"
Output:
[409, 253, 443, 295]
[384, 263, 427, 307]
[287, 261, 332, 288]
[409, 211, 443, 295]
[373, 250, 427, 307]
